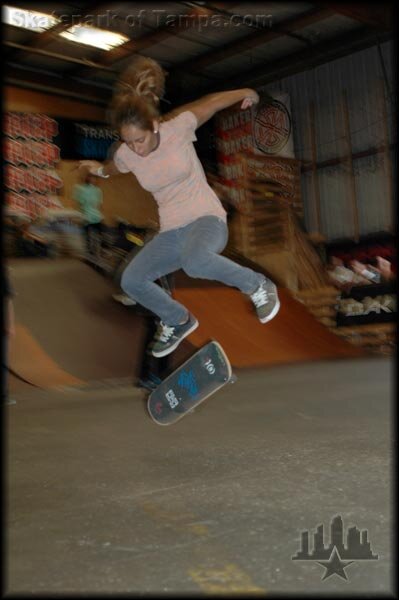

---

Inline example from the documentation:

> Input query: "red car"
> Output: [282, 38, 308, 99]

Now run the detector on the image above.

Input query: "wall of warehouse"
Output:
[4, 86, 106, 120]
[265, 40, 395, 242]
[5, 39, 395, 239]
[4, 86, 159, 229]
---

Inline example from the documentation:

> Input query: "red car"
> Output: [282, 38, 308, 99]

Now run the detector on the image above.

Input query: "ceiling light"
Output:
[3, 5, 60, 32]
[59, 25, 129, 51]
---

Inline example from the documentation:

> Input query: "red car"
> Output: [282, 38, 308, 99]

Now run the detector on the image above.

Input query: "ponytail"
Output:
[110, 56, 166, 130]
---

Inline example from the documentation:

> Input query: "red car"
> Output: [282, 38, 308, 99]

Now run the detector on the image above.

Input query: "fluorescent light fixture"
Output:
[3, 5, 60, 32]
[59, 25, 129, 51]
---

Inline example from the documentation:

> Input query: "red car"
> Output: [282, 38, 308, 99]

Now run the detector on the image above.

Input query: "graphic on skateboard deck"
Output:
[147, 340, 236, 425]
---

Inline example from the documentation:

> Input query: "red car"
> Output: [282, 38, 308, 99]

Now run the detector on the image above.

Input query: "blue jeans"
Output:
[121, 216, 263, 325]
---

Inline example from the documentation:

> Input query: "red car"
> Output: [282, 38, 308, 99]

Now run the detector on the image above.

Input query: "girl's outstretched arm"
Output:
[166, 88, 259, 127]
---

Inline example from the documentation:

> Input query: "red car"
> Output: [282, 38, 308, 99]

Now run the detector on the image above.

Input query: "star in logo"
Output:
[317, 547, 354, 580]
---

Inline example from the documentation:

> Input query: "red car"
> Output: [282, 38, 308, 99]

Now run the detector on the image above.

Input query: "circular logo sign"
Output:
[253, 98, 291, 155]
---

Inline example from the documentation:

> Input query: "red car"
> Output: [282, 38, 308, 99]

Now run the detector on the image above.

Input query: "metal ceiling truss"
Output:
[4, 1, 395, 106]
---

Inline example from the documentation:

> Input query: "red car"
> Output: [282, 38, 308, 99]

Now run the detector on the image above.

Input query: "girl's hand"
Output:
[78, 160, 103, 175]
[241, 89, 259, 110]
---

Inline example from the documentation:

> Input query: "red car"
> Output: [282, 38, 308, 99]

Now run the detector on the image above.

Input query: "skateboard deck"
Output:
[147, 341, 235, 425]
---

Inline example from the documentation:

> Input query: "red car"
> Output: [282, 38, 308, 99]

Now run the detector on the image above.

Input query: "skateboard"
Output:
[147, 341, 236, 425]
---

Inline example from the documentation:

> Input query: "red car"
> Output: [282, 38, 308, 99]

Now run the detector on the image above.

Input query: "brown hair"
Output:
[110, 56, 166, 131]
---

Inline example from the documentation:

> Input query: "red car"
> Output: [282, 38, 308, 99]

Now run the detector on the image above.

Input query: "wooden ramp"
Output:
[8, 258, 362, 389]
[174, 285, 363, 367]
[9, 324, 83, 388]
[8, 258, 146, 388]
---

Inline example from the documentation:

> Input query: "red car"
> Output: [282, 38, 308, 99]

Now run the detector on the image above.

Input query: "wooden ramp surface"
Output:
[8, 258, 146, 388]
[174, 286, 363, 367]
[8, 258, 362, 389]
[9, 324, 83, 388]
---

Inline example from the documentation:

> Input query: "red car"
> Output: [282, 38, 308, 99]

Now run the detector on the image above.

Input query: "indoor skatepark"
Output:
[6, 258, 393, 593]
[4, 1, 395, 595]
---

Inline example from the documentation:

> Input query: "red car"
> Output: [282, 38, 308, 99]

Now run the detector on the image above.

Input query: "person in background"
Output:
[3, 266, 16, 405]
[79, 55, 280, 359]
[73, 174, 104, 258]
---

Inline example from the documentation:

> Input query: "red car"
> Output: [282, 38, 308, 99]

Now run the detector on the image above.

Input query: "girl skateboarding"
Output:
[79, 56, 280, 358]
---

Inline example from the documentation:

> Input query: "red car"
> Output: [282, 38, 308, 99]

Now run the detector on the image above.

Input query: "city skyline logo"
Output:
[292, 515, 378, 581]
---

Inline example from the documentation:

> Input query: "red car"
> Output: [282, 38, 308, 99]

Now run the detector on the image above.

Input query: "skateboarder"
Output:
[79, 56, 280, 358]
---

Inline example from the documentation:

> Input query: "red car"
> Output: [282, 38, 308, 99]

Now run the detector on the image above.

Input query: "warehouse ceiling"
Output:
[3, 1, 395, 109]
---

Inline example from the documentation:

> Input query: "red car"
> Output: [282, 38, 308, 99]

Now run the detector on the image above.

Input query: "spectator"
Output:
[73, 174, 104, 257]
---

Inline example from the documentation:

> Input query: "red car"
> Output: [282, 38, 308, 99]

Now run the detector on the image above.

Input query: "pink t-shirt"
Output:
[113, 111, 227, 232]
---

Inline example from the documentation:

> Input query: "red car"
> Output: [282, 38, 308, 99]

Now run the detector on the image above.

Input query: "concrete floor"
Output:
[5, 357, 393, 594]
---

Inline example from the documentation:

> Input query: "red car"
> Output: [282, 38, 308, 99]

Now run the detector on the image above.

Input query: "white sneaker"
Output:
[112, 293, 136, 306]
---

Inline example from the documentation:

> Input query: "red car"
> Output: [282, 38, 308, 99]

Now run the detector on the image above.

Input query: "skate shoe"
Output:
[250, 277, 280, 323]
[152, 314, 199, 358]
[112, 293, 136, 306]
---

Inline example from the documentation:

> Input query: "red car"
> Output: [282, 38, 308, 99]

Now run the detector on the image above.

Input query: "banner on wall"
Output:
[54, 119, 119, 160]
[4, 113, 62, 219]
[253, 91, 294, 158]
[4, 112, 119, 219]
[214, 90, 295, 209]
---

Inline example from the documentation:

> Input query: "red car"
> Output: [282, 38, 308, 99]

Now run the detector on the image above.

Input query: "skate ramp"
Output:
[9, 324, 83, 388]
[8, 258, 362, 390]
[8, 258, 147, 387]
[173, 284, 363, 367]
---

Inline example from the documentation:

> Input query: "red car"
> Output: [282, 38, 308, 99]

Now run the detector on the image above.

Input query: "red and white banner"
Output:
[5, 165, 63, 194]
[6, 191, 62, 220]
[4, 112, 62, 219]
[214, 91, 294, 209]
[4, 139, 60, 167]
[4, 113, 58, 140]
